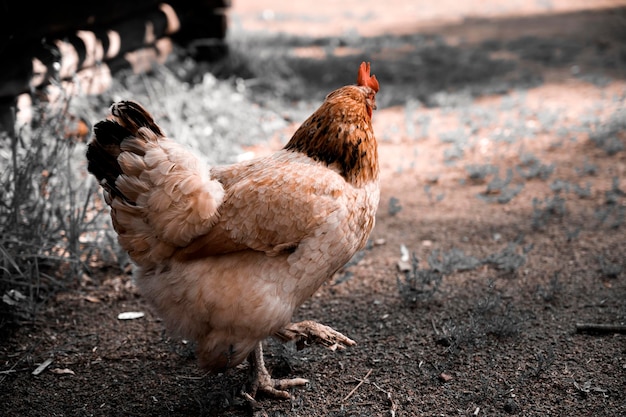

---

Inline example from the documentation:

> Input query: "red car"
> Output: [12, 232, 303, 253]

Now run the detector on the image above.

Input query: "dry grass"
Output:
[0, 93, 107, 322]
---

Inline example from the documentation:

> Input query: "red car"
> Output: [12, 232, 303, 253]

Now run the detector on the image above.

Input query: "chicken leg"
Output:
[243, 342, 309, 401]
[243, 321, 355, 401]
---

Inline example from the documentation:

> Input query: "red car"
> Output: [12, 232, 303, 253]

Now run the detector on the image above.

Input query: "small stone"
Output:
[439, 372, 453, 382]
[397, 260, 412, 272]
[504, 399, 519, 414]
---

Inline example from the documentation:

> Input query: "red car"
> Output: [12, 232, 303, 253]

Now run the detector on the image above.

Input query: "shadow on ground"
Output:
[205, 6, 626, 108]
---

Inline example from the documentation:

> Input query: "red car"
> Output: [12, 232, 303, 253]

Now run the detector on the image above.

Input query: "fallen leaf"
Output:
[400, 244, 410, 262]
[51, 368, 75, 375]
[117, 311, 145, 320]
[2, 289, 27, 306]
[84, 296, 101, 303]
[397, 260, 412, 272]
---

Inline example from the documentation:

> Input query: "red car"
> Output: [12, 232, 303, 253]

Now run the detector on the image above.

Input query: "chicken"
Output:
[86, 62, 380, 399]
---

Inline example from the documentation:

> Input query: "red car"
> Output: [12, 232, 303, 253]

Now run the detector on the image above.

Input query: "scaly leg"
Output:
[242, 342, 308, 402]
[275, 320, 356, 351]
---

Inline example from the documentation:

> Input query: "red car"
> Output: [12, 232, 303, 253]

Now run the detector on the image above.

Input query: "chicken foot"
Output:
[242, 342, 309, 402]
[276, 320, 356, 351]
[242, 321, 355, 402]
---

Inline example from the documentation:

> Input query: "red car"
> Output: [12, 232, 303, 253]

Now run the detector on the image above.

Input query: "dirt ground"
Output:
[2, 1, 626, 416]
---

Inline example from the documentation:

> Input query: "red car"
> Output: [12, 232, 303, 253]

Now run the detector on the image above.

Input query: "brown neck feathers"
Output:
[284, 86, 379, 187]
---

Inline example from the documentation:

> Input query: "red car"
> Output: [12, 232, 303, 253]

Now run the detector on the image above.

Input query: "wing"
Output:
[177, 151, 348, 260]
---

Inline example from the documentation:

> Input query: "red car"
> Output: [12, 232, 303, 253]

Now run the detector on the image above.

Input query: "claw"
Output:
[275, 320, 356, 351]
[242, 343, 308, 403]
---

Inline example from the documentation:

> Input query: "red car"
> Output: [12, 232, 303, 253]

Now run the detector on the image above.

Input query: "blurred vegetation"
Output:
[0, 94, 107, 323]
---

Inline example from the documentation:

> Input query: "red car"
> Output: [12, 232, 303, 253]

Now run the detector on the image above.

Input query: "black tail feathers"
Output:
[86, 100, 163, 186]
[109, 101, 164, 137]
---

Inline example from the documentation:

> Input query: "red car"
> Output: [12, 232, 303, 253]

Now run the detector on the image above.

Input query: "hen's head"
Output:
[285, 62, 380, 185]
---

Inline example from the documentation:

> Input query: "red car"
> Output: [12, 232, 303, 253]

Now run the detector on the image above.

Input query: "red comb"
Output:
[357, 62, 379, 93]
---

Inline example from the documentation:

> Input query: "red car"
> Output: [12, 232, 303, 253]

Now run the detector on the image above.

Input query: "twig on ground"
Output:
[343, 368, 373, 402]
[32, 357, 53, 376]
[0, 369, 18, 375]
[372, 382, 398, 417]
[575, 323, 626, 334]
[0, 340, 42, 385]
[175, 370, 212, 380]
[431, 317, 441, 336]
